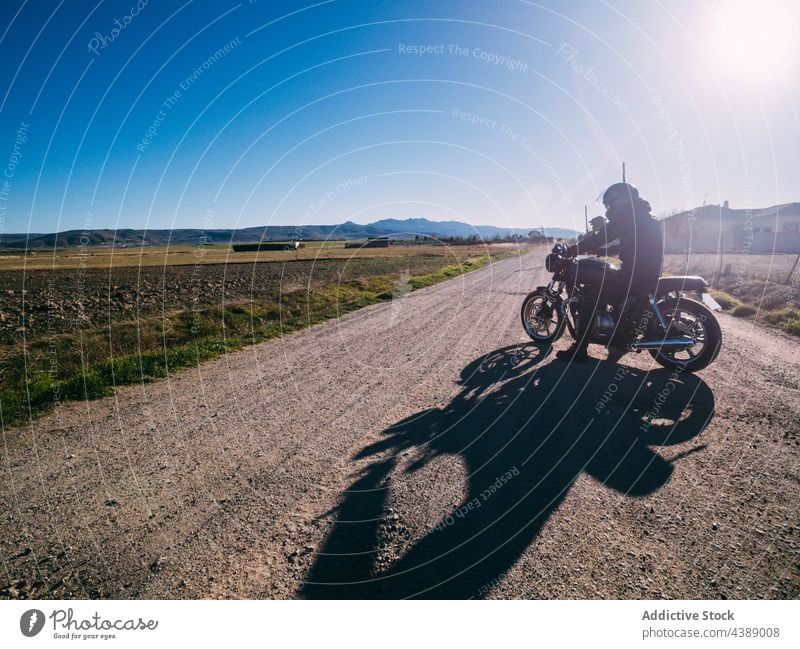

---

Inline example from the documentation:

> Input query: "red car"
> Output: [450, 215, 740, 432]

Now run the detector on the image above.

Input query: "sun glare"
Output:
[707, 0, 800, 80]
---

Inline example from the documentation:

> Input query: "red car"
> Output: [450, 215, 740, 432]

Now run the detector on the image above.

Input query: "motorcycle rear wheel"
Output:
[648, 297, 722, 372]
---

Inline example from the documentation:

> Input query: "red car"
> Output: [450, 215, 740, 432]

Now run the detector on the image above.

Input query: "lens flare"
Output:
[707, 0, 799, 80]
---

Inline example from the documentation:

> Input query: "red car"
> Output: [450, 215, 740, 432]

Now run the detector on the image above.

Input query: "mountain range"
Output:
[0, 219, 580, 249]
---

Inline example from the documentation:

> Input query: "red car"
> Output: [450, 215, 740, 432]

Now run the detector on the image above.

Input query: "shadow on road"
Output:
[300, 344, 715, 599]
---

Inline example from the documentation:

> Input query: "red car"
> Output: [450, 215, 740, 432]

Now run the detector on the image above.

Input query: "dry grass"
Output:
[0, 241, 525, 270]
[662, 253, 800, 337]
[662, 252, 799, 286]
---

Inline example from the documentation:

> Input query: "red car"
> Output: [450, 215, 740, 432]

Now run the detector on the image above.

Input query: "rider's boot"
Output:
[608, 323, 635, 350]
[609, 299, 643, 350]
[555, 343, 591, 362]
[557, 311, 593, 362]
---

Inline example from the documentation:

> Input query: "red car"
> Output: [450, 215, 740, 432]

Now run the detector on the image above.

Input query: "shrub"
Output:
[758, 286, 794, 311]
[762, 307, 795, 325]
[710, 290, 740, 310]
[732, 304, 757, 317]
[784, 319, 800, 336]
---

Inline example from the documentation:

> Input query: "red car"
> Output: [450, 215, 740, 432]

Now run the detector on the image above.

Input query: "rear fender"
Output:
[655, 276, 709, 297]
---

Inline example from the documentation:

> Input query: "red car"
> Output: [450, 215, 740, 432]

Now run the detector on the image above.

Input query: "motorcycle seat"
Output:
[655, 276, 709, 294]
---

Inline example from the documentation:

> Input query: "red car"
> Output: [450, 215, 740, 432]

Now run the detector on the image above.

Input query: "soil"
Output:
[1, 251, 797, 599]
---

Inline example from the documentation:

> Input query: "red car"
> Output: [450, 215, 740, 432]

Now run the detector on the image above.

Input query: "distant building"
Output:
[663, 202, 800, 254]
[344, 237, 390, 249]
[364, 236, 390, 248]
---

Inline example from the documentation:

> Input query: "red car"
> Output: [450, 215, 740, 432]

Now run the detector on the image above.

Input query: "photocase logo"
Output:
[20, 609, 45, 637]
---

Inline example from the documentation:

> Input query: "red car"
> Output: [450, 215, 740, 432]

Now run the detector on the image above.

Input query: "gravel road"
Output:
[1, 250, 798, 599]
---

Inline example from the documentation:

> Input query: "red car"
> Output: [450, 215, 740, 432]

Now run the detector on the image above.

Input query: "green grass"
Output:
[408, 256, 491, 289]
[0, 254, 510, 427]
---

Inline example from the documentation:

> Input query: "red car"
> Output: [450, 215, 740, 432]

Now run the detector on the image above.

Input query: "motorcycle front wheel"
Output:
[648, 297, 722, 372]
[521, 290, 565, 343]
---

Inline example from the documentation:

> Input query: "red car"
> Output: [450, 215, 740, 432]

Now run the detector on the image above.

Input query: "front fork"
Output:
[544, 280, 577, 337]
[544, 281, 567, 313]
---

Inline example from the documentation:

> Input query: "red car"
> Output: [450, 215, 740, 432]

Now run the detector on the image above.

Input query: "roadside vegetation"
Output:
[663, 253, 800, 337]
[709, 289, 800, 335]
[0, 246, 525, 426]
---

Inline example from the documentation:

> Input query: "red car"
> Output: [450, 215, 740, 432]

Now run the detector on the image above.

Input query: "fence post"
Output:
[785, 253, 800, 285]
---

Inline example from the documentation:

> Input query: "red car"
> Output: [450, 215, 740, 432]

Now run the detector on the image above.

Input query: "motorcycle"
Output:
[521, 243, 723, 372]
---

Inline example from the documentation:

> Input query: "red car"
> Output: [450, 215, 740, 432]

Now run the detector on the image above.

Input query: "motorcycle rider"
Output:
[556, 182, 664, 362]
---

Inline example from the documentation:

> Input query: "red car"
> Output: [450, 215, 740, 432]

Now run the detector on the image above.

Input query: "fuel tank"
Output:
[568, 256, 619, 286]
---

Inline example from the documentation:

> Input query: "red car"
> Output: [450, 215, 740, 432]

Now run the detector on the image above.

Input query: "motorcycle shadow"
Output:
[300, 343, 715, 599]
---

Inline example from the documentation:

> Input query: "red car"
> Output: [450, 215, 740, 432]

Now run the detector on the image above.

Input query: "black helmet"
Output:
[602, 182, 639, 209]
[589, 215, 607, 231]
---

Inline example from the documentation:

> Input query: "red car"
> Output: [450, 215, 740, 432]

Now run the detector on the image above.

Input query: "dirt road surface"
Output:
[2, 251, 798, 599]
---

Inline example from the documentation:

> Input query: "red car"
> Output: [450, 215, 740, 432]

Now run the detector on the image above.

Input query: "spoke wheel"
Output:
[649, 298, 722, 372]
[521, 290, 564, 343]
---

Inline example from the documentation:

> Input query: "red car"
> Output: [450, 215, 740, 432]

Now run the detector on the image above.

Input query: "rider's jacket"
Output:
[576, 198, 664, 282]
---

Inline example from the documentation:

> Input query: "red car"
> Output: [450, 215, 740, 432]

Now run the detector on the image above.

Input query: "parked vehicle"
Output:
[521, 243, 723, 372]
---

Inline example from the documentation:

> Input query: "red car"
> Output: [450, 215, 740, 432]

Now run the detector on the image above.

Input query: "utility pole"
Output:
[622, 161, 626, 182]
[786, 253, 800, 285]
[585, 205, 588, 233]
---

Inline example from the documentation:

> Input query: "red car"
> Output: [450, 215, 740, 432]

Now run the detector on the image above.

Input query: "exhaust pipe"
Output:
[629, 336, 695, 350]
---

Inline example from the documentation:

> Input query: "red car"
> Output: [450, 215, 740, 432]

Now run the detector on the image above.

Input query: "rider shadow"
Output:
[300, 344, 715, 599]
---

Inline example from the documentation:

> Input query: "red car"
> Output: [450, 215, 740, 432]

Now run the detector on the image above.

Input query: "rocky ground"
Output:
[0, 251, 797, 599]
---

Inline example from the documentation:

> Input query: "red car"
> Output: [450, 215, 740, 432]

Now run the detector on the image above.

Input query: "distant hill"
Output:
[368, 217, 576, 240]
[0, 219, 580, 250]
[0, 227, 268, 249]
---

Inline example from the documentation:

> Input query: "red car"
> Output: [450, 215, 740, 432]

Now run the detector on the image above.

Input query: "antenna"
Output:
[622, 161, 626, 182]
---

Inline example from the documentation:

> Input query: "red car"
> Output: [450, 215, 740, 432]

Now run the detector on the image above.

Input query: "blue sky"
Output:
[0, 0, 797, 235]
